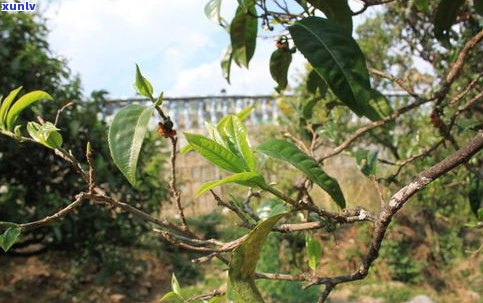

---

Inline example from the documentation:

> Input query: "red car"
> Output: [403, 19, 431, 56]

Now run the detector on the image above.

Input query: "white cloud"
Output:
[43, 0, 307, 98]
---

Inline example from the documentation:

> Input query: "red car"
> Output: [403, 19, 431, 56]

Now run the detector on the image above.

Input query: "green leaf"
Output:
[179, 144, 193, 154]
[0, 86, 22, 129]
[0, 227, 21, 252]
[469, 176, 482, 218]
[307, 0, 353, 33]
[134, 64, 154, 100]
[289, 17, 377, 120]
[414, 0, 429, 11]
[367, 89, 394, 124]
[236, 105, 254, 121]
[256, 199, 289, 219]
[196, 172, 266, 197]
[306, 69, 328, 96]
[26, 121, 63, 149]
[108, 104, 154, 187]
[230, 5, 258, 68]
[229, 213, 286, 302]
[205, 0, 223, 25]
[221, 45, 234, 83]
[269, 49, 292, 92]
[184, 133, 246, 173]
[302, 97, 320, 120]
[257, 139, 346, 208]
[171, 273, 182, 297]
[434, 0, 466, 43]
[354, 149, 378, 177]
[159, 291, 183, 303]
[305, 234, 322, 271]
[222, 115, 256, 171]
[475, 0, 483, 16]
[5, 90, 53, 131]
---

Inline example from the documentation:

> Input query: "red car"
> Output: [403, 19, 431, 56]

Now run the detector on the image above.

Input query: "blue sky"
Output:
[42, 0, 369, 99]
[42, 0, 308, 98]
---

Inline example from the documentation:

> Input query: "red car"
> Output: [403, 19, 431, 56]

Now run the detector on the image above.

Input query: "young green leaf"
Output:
[221, 45, 234, 83]
[236, 105, 254, 121]
[270, 48, 292, 92]
[307, 0, 353, 34]
[257, 139, 346, 208]
[159, 291, 183, 303]
[184, 133, 246, 173]
[108, 104, 154, 187]
[196, 172, 265, 197]
[27, 121, 63, 149]
[0, 227, 21, 252]
[289, 17, 376, 120]
[171, 273, 182, 297]
[229, 213, 286, 302]
[305, 234, 322, 271]
[230, 5, 258, 68]
[434, 0, 466, 43]
[5, 90, 53, 131]
[0, 86, 22, 129]
[134, 64, 154, 100]
[222, 115, 256, 171]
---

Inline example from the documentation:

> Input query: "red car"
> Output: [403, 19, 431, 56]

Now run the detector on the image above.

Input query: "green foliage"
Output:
[134, 64, 154, 100]
[196, 172, 266, 197]
[257, 139, 346, 208]
[108, 104, 154, 187]
[221, 46, 233, 83]
[354, 149, 378, 177]
[305, 234, 322, 271]
[288, 17, 380, 120]
[434, 0, 466, 43]
[230, 5, 258, 68]
[0, 227, 21, 252]
[269, 45, 292, 92]
[26, 121, 63, 149]
[185, 133, 246, 173]
[229, 213, 286, 302]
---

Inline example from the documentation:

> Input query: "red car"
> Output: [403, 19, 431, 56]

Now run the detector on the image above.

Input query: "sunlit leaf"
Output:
[184, 133, 246, 173]
[257, 139, 346, 208]
[108, 104, 154, 187]
[6, 90, 53, 131]
[354, 149, 378, 177]
[222, 115, 256, 171]
[196, 172, 266, 197]
[0, 86, 22, 129]
[159, 291, 183, 303]
[27, 121, 63, 149]
[134, 64, 154, 100]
